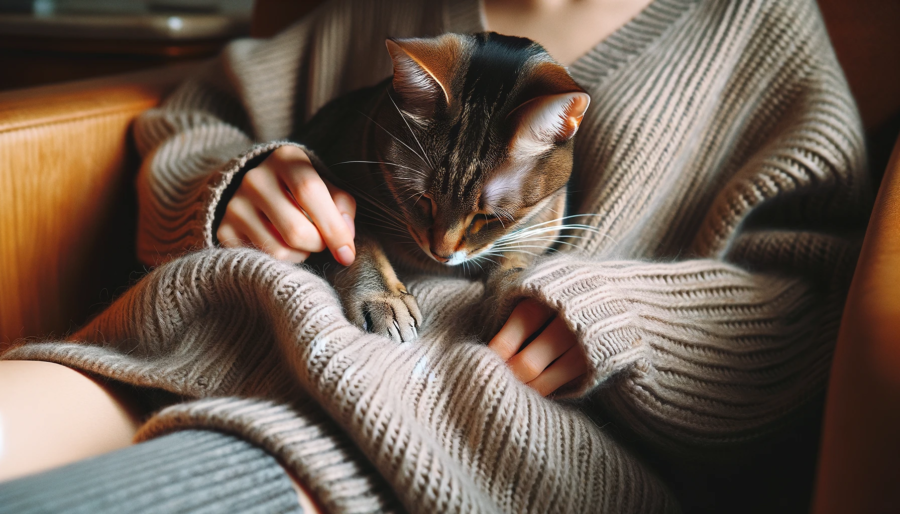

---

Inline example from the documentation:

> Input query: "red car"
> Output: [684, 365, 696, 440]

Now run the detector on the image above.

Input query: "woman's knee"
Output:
[0, 360, 140, 482]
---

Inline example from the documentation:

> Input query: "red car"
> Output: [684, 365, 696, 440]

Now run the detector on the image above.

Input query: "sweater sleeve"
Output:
[132, 0, 443, 266]
[133, 32, 315, 266]
[492, 4, 871, 450]
[508, 243, 858, 450]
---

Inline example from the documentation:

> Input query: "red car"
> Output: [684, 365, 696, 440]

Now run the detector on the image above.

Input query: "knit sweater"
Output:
[3, 0, 869, 512]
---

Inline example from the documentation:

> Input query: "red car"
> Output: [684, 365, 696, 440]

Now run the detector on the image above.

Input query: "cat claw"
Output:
[355, 289, 423, 343]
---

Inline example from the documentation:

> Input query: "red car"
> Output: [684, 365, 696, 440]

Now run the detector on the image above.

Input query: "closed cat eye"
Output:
[470, 213, 501, 233]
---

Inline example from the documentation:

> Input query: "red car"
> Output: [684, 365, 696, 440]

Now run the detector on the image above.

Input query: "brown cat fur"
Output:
[294, 32, 590, 342]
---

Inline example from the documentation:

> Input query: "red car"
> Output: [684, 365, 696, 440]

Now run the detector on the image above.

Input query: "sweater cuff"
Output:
[0, 430, 302, 514]
[138, 140, 315, 267]
[500, 256, 647, 397]
[203, 141, 316, 249]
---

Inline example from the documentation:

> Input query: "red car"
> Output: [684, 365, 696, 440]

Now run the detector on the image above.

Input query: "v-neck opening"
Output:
[445, 0, 696, 88]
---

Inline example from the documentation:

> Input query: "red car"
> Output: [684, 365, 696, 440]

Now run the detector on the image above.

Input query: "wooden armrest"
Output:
[814, 134, 900, 513]
[0, 65, 193, 345]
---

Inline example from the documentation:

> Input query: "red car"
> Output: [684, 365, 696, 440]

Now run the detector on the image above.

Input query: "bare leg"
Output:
[0, 360, 322, 512]
[0, 361, 139, 482]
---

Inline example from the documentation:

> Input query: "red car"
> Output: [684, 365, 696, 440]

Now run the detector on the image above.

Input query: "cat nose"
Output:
[431, 252, 450, 263]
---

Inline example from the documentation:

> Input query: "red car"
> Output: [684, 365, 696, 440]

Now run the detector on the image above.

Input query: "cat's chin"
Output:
[419, 250, 469, 266]
[406, 238, 467, 267]
[444, 251, 468, 266]
[385, 244, 489, 278]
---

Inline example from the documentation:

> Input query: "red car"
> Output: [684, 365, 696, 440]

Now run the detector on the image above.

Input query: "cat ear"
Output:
[508, 91, 590, 160]
[385, 36, 460, 112]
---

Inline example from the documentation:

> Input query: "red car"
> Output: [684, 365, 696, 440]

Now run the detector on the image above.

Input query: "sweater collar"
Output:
[445, 0, 697, 88]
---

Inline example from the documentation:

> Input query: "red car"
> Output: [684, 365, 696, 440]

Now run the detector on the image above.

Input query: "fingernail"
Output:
[342, 213, 355, 237]
[336, 245, 355, 266]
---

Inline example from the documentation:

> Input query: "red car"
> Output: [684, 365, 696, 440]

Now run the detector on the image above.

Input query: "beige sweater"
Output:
[4, 0, 869, 512]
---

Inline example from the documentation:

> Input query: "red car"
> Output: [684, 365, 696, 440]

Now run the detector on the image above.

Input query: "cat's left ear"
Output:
[385, 35, 461, 113]
[508, 91, 591, 159]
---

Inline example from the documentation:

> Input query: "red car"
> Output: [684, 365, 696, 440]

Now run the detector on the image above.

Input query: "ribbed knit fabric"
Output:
[0, 430, 302, 514]
[2, 0, 870, 512]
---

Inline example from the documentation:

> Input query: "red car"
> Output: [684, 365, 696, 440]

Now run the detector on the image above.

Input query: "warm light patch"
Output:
[385, 35, 465, 107]
[508, 92, 591, 160]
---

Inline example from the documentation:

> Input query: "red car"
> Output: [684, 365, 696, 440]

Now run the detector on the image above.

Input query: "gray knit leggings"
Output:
[0, 430, 302, 514]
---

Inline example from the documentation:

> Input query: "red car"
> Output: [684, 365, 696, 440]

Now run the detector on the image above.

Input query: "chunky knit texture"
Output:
[0, 431, 303, 514]
[3, 0, 869, 512]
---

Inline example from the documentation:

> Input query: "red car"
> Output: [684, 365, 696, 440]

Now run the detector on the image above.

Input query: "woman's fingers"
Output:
[216, 146, 359, 266]
[324, 180, 356, 238]
[488, 299, 555, 360]
[241, 166, 326, 253]
[506, 316, 577, 384]
[273, 147, 356, 266]
[216, 221, 247, 248]
[526, 346, 588, 397]
[489, 299, 587, 396]
[225, 196, 310, 263]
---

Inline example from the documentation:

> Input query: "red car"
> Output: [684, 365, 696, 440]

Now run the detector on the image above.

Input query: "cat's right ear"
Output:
[508, 92, 590, 160]
[385, 37, 459, 115]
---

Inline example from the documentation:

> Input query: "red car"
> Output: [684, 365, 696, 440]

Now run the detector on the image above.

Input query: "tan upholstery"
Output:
[0, 66, 191, 345]
[813, 134, 900, 513]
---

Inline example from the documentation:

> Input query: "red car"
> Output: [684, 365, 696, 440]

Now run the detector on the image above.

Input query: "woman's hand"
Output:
[488, 299, 587, 396]
[217, 145, 357, 265]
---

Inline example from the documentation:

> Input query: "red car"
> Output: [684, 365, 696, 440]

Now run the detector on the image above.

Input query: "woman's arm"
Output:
[503, 248, 855, 451]
[132, 26, 328, 266]
[132, 18, 345, 267]
[132, 0, 441, 267]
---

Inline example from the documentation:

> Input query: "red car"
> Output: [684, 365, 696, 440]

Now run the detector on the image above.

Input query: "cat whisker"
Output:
[350, 199, 406, 224]
[327, 161, 429, 224]
[358, 110, 431, 169]
[494, 205, 517, 222]
[362, 216, 408, 234]
[472, 254, 500, 267]
[330, 160, 427, 176]
[364, 222, 410, 235]
[495, 223, 606, 244]
[491, 245, 557, 251]
[495, 227, 566, 243]
[356, 211, 408, 235]
[486, 206, 508, 229]
[505, 213, 602, 232]
[496, 231, 593, 244]
[507, 234, 593, 241]
[469, 254, 499, 272]
[387, 92, 434, 170]
[385, 164, 431, 179]
[349, 183, 412, 214]
[399, 187, 428, 203]
[503, 229, 620, 250]
[340, 185, 409, 226]
[382, 180, 429, 205]
[493, 238, 580, 250]
[487, 248, 542, 258]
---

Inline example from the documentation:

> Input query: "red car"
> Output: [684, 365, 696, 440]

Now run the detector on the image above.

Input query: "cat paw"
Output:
[357, 289, 423, 343]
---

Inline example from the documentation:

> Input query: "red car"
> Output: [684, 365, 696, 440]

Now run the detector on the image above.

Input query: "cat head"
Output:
[379, 32, 589, 266]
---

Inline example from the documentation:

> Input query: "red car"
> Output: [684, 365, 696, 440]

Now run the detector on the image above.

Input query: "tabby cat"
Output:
[296, 32, 590, 343]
